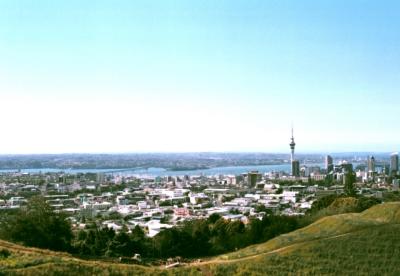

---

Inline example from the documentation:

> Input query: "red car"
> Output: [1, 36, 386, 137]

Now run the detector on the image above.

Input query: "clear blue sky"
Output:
[0, 0, 399, 153]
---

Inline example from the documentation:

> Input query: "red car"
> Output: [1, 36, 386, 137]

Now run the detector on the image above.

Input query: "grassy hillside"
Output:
[0, 239, 158, 276]
[1, 202, 400, 275]
[176, 223, 400, 275]
[214, 201, 400, 261]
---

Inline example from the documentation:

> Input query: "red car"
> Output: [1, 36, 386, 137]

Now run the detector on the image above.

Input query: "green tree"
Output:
[344, 173, 357, 196]
[3, 196, 73, 251]
[307, 194, 340, 215]
[154, 228, 193, 257]
[108, 231, 132, 257]
[209, 218, 229, 254]
[130, 225, 146, 255]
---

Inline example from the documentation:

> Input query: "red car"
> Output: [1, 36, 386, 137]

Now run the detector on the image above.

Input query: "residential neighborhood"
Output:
[0, 153, 398, 238]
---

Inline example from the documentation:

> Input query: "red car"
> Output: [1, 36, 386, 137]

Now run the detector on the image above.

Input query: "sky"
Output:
[0, 0, 399, 154]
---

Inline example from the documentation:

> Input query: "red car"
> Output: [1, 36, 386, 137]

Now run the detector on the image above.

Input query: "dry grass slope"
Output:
[217, 202, 400, 261]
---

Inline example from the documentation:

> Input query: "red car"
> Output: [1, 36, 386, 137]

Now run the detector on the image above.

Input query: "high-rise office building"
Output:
[391, 152, 399, 175]
[368, 156, 376, 178]
[247, 171, 259, 187]
[368, 156, 375, 172]
[325, 155, 333, 173]
[291, 160, 300, 177]
[341, 162, 353, 174]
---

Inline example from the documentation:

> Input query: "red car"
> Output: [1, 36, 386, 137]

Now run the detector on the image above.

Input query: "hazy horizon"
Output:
[1, 1, 399, 154]
[0, 151, 395, 156]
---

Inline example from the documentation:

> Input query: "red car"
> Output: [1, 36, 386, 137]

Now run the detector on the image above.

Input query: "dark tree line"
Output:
[0, 196, 300, 260]
[70, 212, 299, 259]
[306, 194, 381, 215]
[0, 196, 72, 252]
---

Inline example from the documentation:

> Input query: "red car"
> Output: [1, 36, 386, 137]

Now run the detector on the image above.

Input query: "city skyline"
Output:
[1, 1, 400, 154]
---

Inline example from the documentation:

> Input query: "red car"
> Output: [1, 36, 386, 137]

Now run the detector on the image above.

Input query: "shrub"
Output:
[0, 248, 11, 258]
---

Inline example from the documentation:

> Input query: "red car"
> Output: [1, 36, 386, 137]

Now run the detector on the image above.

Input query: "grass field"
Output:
[1, 202, 400, 275]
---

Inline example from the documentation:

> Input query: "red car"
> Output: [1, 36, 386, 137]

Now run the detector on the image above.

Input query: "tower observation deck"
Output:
[289, 127, 299, 177]
[289, 127, 296, 163]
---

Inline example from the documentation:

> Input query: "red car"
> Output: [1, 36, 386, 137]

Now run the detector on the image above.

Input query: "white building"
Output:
[146, 220, 173, 237]
[282, 191, 298, 203]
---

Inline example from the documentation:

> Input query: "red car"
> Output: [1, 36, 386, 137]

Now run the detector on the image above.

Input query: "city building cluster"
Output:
[0, 130, 398, 237]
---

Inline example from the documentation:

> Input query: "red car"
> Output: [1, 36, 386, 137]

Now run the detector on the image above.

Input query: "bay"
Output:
[0, 163, 325, 177]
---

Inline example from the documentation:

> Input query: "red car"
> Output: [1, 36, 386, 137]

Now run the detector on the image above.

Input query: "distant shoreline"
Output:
[0, 163, 324, 177]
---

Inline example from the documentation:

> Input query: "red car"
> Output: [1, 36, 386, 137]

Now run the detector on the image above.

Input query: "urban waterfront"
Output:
[0, 163, 327, 177]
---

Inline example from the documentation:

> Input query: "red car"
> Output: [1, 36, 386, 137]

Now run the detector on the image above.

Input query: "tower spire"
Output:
[289, 124, 298, 177]
[291, 123, 294, 139]
[289, 125, 296, 163]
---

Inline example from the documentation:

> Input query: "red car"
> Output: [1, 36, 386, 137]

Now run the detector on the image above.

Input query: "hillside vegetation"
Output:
[1, 202, 400, 275]
[215, 200, 397, 261]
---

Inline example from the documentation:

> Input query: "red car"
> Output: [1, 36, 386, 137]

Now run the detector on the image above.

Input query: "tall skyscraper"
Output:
[247, 171, 259, 187]
[291, 160, 300, 177]
[367, 156, 376, 179]
[325, 155, 333, 173]
[289, 127, 299, 177]
[391, 152, 399, 175]
[368, 156, 375, 174]
[368, 156, 375, 172]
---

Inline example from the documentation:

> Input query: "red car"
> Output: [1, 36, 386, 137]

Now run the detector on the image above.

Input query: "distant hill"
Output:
[1, 202, 400, 275]
[0, 153, 294, 170]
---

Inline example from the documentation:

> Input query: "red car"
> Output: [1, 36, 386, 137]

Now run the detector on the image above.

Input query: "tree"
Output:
[355, 197, 381, 212]
[225, 220, 246, 250]
[209, 218, 229, 254]
[130, 225, 146, 255]
[108, 231, 132, 257]
[255, 204, 272, 215]
[207, 213, 221, 224]
[154, 228, 193, 257]
[188, 220, 211, 256]
[307, 194, 340, 215]
[344, 173, 357, 196]
[3, 196, 73, 251]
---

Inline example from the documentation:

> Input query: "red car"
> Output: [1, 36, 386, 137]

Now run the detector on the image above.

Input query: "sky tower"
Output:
[290, 126, 299, 177]
[289, 127, 296, 162]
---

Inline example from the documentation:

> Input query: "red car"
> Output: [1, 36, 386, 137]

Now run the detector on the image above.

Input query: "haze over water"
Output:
[0, 163, 327, 177]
